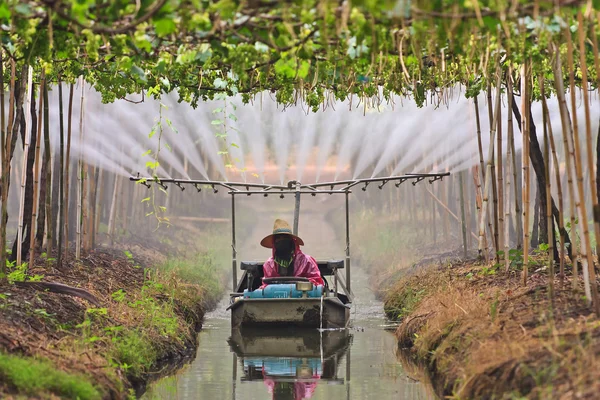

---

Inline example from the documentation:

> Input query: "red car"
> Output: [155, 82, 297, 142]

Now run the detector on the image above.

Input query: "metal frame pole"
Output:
[293, 181, 301, 235]
[345, 191, 351, 294]
[231, 194, 237, 291]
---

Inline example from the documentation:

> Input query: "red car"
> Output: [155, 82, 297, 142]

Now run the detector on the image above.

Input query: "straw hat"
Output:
[260, 219, 304, 248]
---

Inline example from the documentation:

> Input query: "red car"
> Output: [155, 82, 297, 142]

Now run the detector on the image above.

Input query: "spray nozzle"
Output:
[193, 183, 202, 192]
[211, 184, 218, 194]
[412, 177, 425, 186]
[361, 182, 369, 191]
[378, 180, 388, 189]
[174, 182, 185, 191]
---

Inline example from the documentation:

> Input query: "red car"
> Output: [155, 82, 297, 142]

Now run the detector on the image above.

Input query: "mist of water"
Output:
[33, 83, 599, 187]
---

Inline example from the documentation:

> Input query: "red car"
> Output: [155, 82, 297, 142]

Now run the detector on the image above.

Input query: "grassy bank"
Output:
[387, 259, 600, 399]
[348, 208, 463, 296]
[0, 239, 224, 399]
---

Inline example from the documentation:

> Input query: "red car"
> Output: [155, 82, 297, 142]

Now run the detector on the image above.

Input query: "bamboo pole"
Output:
[426, 187, 478, 240]
[17, 67, 33, 267]
[541, 82, 565, 277]
[108, 176, 121, 245]
[487, 87, 500, 261]
[577, 11, 600, 265]
[57, 79, 65, 267]
[505, 100, 514, 272]
[76, 77, 84, 261]
[64, 84, 74, 261]
[566, 27, 598, 311]
[29, 71, 45, 264]
[459, 171, 468, 258]
[521, 63, 531, 286]
[478, 71, 502, 260]
[497, 86, 504, 258]
[552, 44, 581, 289]
[0, 49, 6, 280]
[540, 76, 554, 298]
[43, 77, 51, 257]
[1, 59, 18, 279]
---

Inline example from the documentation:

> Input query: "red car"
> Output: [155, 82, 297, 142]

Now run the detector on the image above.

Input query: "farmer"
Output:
[260, 219, 324, 288]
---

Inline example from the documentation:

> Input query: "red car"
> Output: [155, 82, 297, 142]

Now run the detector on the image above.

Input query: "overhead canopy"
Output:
[1, 1, 598, 107]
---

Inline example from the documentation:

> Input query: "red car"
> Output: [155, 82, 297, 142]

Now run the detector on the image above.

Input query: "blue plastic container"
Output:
[244, 356, 322, 376]
[243, 284, 323, 299]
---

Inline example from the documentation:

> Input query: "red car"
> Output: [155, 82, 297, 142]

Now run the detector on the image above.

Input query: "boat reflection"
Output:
[228, 328, 353, 400]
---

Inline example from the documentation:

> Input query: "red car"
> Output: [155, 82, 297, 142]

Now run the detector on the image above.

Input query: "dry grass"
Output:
[390, 259, 600, 399]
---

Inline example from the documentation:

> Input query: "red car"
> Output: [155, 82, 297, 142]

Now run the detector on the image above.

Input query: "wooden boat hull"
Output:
[229, 297, 350, 329]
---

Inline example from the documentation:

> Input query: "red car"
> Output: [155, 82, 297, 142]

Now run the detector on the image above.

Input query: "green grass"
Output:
[156, 251, 224, 306]
[0, 352, 101, 400]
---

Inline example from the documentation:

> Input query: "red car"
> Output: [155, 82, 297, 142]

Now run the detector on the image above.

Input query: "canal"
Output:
[142, 202, 436, 400]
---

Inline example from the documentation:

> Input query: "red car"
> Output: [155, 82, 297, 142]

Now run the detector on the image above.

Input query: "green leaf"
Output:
[141, 197, 151, 203]
[131, 65, 147, 82]
[142, 149, 152, 157]
[0, 3, 11, 19]
[154, 18, 177, 37]
[212, 107, 223, 114]
[230, 142, 239, 148]
[228, 113, 238, 121]
[211, 119, 224, 125]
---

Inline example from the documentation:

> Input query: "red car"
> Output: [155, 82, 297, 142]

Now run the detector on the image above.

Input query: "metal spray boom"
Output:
[129, 172, 450, 292]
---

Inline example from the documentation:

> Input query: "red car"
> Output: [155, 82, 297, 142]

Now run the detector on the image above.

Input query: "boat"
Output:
[228, 260, 351, 329]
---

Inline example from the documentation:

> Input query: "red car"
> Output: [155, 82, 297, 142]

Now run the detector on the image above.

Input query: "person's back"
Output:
[260, 219, 324, 288]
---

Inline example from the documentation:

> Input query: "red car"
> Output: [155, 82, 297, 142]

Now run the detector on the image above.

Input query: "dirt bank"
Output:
[386, 259, 600, 399]
[0, 247, 221, 399]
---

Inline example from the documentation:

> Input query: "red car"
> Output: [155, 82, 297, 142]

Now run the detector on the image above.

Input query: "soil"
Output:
[0, 246, 208, 399]
[389, 258, 600, 399]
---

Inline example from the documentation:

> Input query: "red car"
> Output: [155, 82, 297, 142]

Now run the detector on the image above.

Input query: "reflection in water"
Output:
[230, 328, 351, 400]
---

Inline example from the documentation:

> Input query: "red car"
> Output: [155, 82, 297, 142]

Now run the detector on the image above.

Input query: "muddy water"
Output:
[142, 202, 436, 400]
